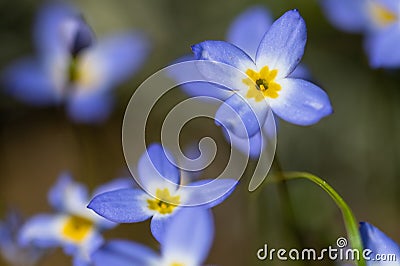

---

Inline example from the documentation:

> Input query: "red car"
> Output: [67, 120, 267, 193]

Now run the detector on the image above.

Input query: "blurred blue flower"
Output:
[2, 3, 149, 123]
[360, 222, 400, 265]
[18, 173, 133, 266]
[0, 210, 45, 266]
[321, 0, 400, 68]
[91, 208, 214, 266]
[190, 10, 332, 140]
[88, 143, 237, 243]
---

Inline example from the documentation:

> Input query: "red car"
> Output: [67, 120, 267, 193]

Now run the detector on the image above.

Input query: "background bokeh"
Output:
[1, 0, 399, 265]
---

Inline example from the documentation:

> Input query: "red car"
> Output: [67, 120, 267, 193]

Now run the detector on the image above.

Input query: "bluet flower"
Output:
[3, 3, 149, 123]
[91, 208, 214, 266]
[321, 0, 400, 68]
[18, 173, 132, 266]
[171, 7, 315, 158]
[190, 10, 332, 141]
[360, 222, 400, 265]
[88, 143, 236, 242]
[0, 210, 45, 266]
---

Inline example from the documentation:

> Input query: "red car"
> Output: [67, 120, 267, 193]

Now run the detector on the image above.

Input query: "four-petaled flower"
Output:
[2, 3, 149, 123]
[191, 10, 332, 144]
[172, 6, 311, 158]
[88, 143, 237, 242]
[360, 222, 400, 265]
[91, 208, 214, 266]
[18, 173, 132, 266]
[322, 0, 400, 68]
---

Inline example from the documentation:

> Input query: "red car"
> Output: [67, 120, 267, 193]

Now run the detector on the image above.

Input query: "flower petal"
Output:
[150, 214, 177, 243]
[87, 189, 151, 223]
[269, 78, 333, 126]
[365, 25, 400, 68]
[360, 222, 400, 262]
[321, 0, 367, 33]
[226, 6, 273, 59]
[255, 9, 306, 78]
[65, 230, 103, 265]
[161, 208, 214, 266]
[2, 58, 59, 105]
[192, 40, 255, 72]
[78, 32, 149, 89]
[91, 240, 160, 266]
[171, 56, 233, 101]
[288, 64, 311, 80]
[182, 179, 237, 208]
[18, 214, 65, 248]
[66, 90, 114, 124]
[215, 93, 268, 138]
[48, 173, 89, 214]
[137, 144, 180, 193]
[33, 3, 77, 56]
[90, 178, 134, 229]
[224, 127, 262, 159]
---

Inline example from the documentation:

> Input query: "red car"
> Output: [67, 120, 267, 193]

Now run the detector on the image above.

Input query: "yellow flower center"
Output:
[369, 2, 397, 27]
[68, 56, 98, 90]
[147, 188, 181, 215]
[170, 263, 185, 266]
[243, 66, 281, 102]
[62, 216, 94, 243]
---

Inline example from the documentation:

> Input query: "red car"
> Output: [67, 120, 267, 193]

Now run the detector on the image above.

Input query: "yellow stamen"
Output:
[147, 188, 181, 215]
[68, 56, 98, 89]
[242, 66, 281, 102]
[369, 2, 397, 27]
[170, 263, 185, 266]
[62, 216, 94, 243]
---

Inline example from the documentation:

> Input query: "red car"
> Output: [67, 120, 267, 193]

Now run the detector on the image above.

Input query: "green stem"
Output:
[270, 171, 365, 266]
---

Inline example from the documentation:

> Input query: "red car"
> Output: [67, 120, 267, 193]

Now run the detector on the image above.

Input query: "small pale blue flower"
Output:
[190, 9, 332, 140]
[18, 173, 133, 266]
[321, 0, 400, 68]
[2, 3, 149, 123]
[360, 222, 400, 265]
[170, 7, 314, 158]
[88, 143, 237, 243]
[0, 210, 45, 266]
[91, 208, 214, 266]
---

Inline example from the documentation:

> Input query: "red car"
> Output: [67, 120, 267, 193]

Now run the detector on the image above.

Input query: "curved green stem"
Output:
[269, 171, 365, 266]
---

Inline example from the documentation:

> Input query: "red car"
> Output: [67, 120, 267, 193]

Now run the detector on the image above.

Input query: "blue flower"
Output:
[2, 3, 149, 123]
[18, 173, 133, 266]
[321, 0, 400, 68]
[91, 208, 214, 266]
[190, 10, 332, 140]
[360, 222, 400, 265]
[0, 210, 45, 266]
[88, 143, 237, 243]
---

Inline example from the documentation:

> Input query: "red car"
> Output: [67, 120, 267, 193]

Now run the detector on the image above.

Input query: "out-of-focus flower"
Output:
[88, 143, 236, 243]
[321, 0, 400, 68]
[360, 222, 400, 265]
[91, 208, 214, 266]
[0, 210, 45, 266]
[2, 3, 149, 123]
[18, 173, 132, 266]
[190, 10, 332, 144]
